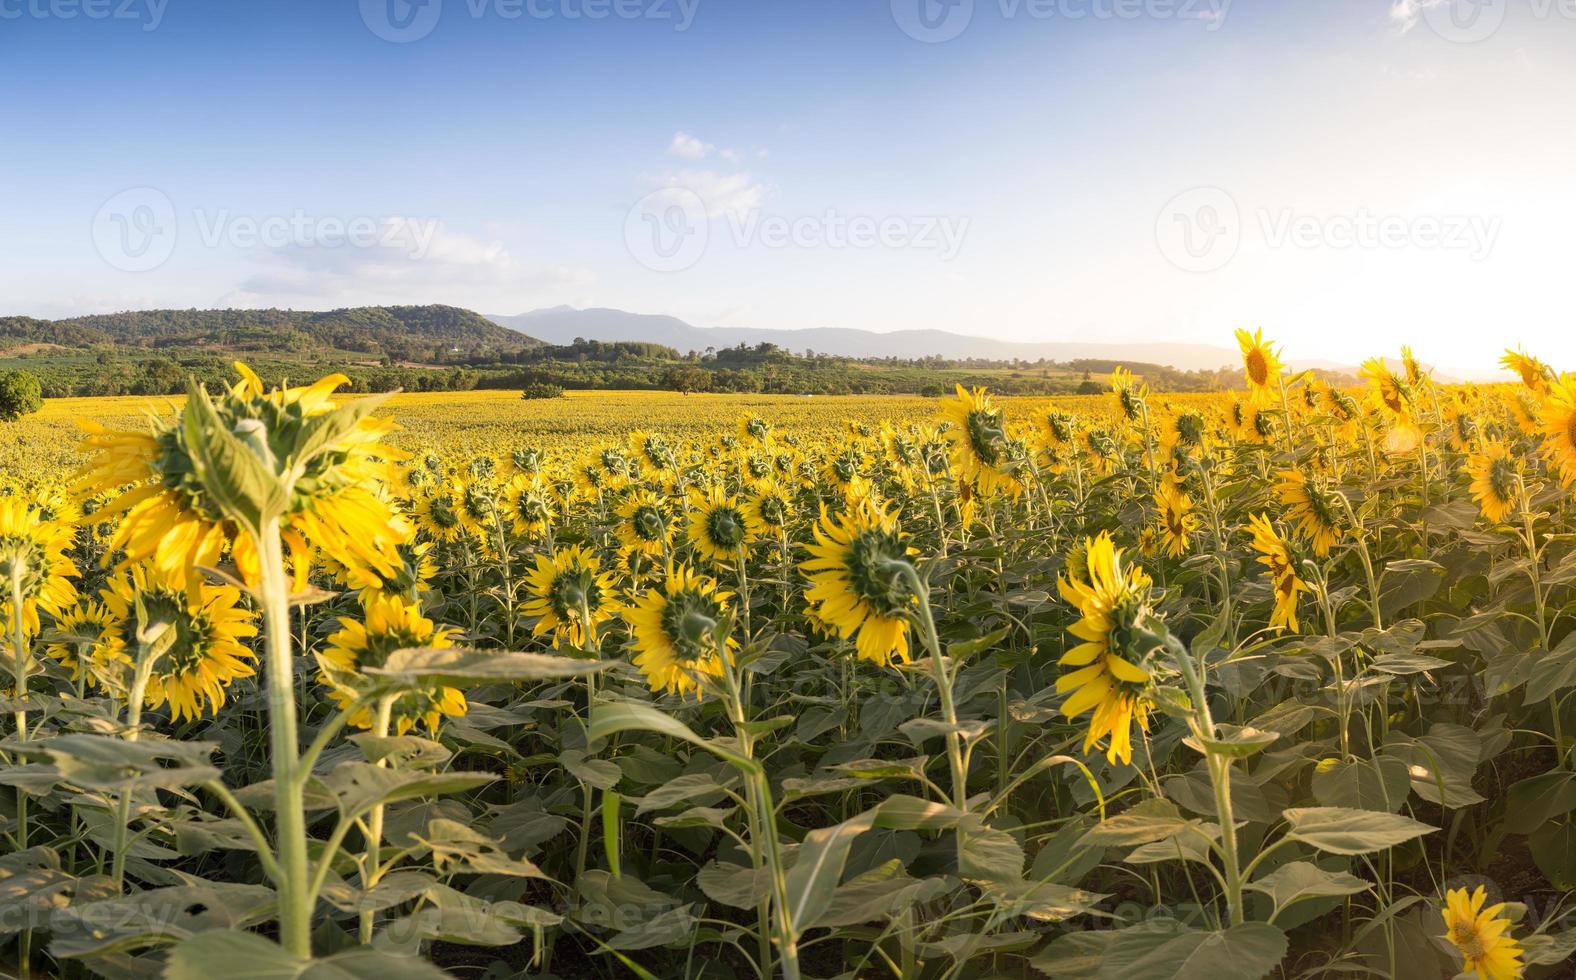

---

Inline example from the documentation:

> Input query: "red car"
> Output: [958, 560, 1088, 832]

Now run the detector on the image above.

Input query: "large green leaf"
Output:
[1102, 922, 1289, 979]
[1281, 807, 1435, 855]
[365, 646, 611, 687]
[164, 929, 451, 979]
[783, 810, 879, 932]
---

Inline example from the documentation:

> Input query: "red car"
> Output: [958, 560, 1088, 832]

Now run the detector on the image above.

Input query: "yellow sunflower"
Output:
[615, 489, 673, 559]
[44, 600, 129, 688]
[103, 566, 257, 723]
[1464, 438, 1519, 524]
[743, 480, 793, 538]
[1275, 469, 1344, 556]
[414, 488, 470, 545]
[1154, 482, 1198, 558]
[1246, 514, 1308, 633]
[521, 545, 621, 649]
[1235, 328, 1284, 403]
[939, 385, 1021, 498]
[1055, 532, 1154, 766]
[0, 496, 79, 637]
[75, 363, 408, 592]
[501, 474, 557, 540]
[686, 485, 758, 564]
[801, 501, 917, 666]
[623, 563, 733, 696]
[1441, 886, 1524, 980]
[1109, 367, 1148, 423]
[319, 595, 465, 735]
[1537, 375, 1576, 486]
[1359, 357, 1421, 453]
[1501, 348, 1551, 394]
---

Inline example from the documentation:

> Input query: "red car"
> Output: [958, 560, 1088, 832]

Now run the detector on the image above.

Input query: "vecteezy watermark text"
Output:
[360, 0, 698, 43]
[0, 0, 166, 29]
[91, 187, 440, 273]
[1155, 187, 1501, 273]
[891, 0, 1231, 44]
[623, 188, 969, 273]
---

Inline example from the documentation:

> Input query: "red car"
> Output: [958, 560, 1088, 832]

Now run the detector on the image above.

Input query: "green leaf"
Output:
[947, 625, 1010, 661]
[636, 772, 735, 815]
[1244, 861, 1370, 915]
[958, 825, 1025, 882]
[873, 794, 968, 831]
[808, 861, 949, 929]
[1183, 725, 1280, 759]
[1082, 812, 1190, 847]
[783, 810, 879, 932]
[1504, 771, 1576, 835]
[365, 647, 611, 687]
[1529, 820, 1576, 890]
[1282, 807, 1435, 855]
[982, 879, 1106, 923]
[588, 701, 757, 772]
[1104, 922, 1289, 980]
[696, 861, 770, 909]
[181, 381, 288, 529]
[1310, 755, 1411, 813]
[1525, 634, 1576, 703]
[318, 763, 496, 820]
[164, 929, 452, 979]
[22, 733, 220, 791]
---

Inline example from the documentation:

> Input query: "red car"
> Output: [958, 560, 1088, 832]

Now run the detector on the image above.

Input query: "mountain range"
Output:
[488, 307, 1249, 371]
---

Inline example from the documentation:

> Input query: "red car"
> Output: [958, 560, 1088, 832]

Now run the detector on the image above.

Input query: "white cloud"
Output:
[668, 131, 714, 159]
[647, 170, 770, 219]
[1388, 0, 1448, 33]
[220, 219, 593, 308]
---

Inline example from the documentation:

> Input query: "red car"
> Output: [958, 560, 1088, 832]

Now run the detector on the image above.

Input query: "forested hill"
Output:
[0, 305, 540, 361]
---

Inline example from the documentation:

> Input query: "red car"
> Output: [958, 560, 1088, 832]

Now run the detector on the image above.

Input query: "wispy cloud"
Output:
[219, 219, 593, 308]
[668, 131, 714, 159]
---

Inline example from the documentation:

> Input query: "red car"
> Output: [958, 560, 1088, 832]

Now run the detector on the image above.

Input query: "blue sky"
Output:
[3, 0, 1574, 370]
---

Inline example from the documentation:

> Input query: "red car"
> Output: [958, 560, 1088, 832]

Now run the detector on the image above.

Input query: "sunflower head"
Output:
[801, 501, 916, 666]
[687, 486, 757, 563]
[1464, 438, 1520, 524]
[77, 362, 408, 590]
[1441, 886, 1524, 980]
[1538, 376, 1576, 486]
[1235, 328, 1284, 400]
[1275, 468, 1344, 556]
[319, 595, 464, 734]
[624, 563, 734, 696]
[1109, 367, 1148, 422]
[0, 496, 79, 636]
[522, 546, 621, 649]
[939, 385, 1020, 497]
[1055, 532, 1156, 765]
[104, 565, 257, 723]
[1502, 348, 1551, 393]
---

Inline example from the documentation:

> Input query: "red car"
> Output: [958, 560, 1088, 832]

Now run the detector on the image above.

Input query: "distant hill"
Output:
[489, 306, 1249, 372]
[1, 305, 540, 360]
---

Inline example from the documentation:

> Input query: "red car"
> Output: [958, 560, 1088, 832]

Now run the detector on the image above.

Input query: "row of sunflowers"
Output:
[1, 334, 1574, 978]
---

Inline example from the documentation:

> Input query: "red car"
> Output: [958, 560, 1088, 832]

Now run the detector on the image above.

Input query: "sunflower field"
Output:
[2, 336, 1576, 980]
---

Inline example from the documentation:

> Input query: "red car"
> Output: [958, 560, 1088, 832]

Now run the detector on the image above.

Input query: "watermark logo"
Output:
[625, 188, 710, 273]
[361, 0, 700, 41]
[891, 0, 976, 43]
[624, 191, 971, 273]
[92, 189, 445, 273]
[92, 187, 178, 273]
[0, 0, 168, 30]
[1420, 0, 1509, 42]
[892, 0, 1231, 42]
[361, 0, 444, 42]
[1155, 186, 1240, 273]
[1155, 185, 1502, 273]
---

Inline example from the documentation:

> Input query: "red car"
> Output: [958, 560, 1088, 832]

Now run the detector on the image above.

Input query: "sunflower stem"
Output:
[258, 516, 314, 958]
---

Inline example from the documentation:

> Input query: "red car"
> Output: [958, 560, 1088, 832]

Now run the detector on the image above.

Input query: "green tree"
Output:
[0, 369, 43, 421]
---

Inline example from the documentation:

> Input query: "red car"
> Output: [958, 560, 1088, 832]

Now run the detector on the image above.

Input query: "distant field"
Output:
[1, 387, 1142, 480]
